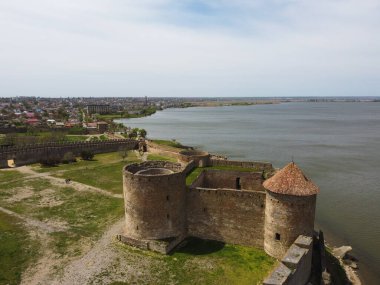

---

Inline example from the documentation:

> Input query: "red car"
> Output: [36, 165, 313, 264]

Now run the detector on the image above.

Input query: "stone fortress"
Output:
[119, 149, 320, 285]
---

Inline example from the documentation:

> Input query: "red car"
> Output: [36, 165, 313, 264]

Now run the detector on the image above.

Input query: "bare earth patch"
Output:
[50, 218, 125, 285]
[5, 186, 34, 202]
[37, 188, 65, 207]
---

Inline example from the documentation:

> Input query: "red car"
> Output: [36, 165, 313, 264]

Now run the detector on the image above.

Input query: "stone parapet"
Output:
[263, 235, 313, 285]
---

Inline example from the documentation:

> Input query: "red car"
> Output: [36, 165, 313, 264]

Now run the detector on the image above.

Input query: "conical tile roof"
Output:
[263, 162, 319, 196]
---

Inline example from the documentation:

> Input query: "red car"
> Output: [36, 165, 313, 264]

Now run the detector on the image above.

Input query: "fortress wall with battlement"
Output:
[197, 169, 266, 191]
[0, 139, 138, 167]
[210, 159, 273, 171]
[186, 187, 266, 248]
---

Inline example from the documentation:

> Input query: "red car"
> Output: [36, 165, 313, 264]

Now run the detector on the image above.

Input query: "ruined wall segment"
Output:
[123, 161, 187, 241]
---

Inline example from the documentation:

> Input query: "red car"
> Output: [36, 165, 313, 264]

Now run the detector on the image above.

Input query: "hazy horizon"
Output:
[1, 1, 380, 98]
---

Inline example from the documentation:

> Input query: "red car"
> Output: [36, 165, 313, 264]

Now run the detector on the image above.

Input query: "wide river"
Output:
[118, 102, 380, 284]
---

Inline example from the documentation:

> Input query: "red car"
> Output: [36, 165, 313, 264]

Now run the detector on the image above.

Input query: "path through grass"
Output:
[0, 211, 39, 285]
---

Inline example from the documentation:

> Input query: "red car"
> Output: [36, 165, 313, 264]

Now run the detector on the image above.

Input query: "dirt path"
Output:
[15, 166, 123, 198]
[50, 218, 125, 285]
[0, 206, 68, 233]
[0, 206, 67, 285]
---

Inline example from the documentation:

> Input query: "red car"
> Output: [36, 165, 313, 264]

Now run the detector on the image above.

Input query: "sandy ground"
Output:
[50, 218, 125, 285]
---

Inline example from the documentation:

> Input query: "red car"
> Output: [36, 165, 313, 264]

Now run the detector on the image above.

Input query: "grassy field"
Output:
[160, 238, 275, 285]
[93, 238, 276, 285]
[0, 212, 39, 285]
[64, 135, 88, 142]
[186, 165, 259, 186]
[0, 169, 27, 182]
[147, 153, 177, 162]
[0, 150, 277, 284]
[32, 151, 178, 194]
[151, 139, 186, 149]
[0, 171, 124, 258]
[32, 151, 141, 194]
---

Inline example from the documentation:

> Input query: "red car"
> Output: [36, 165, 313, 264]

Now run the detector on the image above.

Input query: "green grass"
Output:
[0, 212, 39, 285]
[97, 107, 157, 121]
[0, 176, 124, 257]
[110, 238, 275, 285]
[55, 161, 129, 194]
[186, 166, 257, 186]
[31, 152, 140, 194]
[33, 151, 137, 173]
[41, 188, 124, 256]
[151, 139, 185, 149]
[0, 170, 27, 183]
[147, 154, 177, 162]
[64, 135, 88, 142]
[37, 151, 141, 194]
[166, 238, 275, 285]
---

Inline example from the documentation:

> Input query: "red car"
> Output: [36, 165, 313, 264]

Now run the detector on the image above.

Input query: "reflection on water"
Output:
[118, 102, 380, 284]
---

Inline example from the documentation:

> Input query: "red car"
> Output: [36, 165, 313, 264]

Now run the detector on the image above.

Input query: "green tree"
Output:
[139, 129, 147, 138]
[118, 147, 129, 161]
[128, 128, 138, 139]
[80, 150, 94, 161]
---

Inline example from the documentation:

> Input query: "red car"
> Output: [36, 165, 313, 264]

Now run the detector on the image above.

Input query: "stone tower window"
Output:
[166, 195, 169, 201]
[236, 177, 241, 190]
[275, 233, 281, 241]
[167, 214, 170, 219]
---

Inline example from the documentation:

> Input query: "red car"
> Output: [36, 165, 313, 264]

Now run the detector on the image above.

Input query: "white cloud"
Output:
[0, 0, 379, 97]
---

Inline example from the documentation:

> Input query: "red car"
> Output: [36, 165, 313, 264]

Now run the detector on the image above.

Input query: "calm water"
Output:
[118, 102, 380, 284]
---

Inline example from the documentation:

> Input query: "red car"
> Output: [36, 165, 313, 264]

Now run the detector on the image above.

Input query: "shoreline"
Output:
[112, 101, 279, 121]
[316, 222, 378, 285]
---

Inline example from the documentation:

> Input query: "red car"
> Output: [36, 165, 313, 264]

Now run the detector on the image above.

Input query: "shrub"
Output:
[62, 152, 76, 164]
[40, 152, 62, 166]
[80, 150, 94, 161]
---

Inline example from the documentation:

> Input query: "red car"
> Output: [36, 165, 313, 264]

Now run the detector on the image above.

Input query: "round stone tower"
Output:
[263, 162, 319, 259]
[123, 161, 186, 241]
[179, 150, 210, 167]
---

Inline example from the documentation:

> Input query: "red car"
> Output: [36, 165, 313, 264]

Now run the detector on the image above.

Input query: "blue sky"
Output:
[0, 0, 379, 97]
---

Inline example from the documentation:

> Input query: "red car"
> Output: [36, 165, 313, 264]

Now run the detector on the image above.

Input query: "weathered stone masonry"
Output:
[120, 152, 319, 285]
[0, 139, 138, 168]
